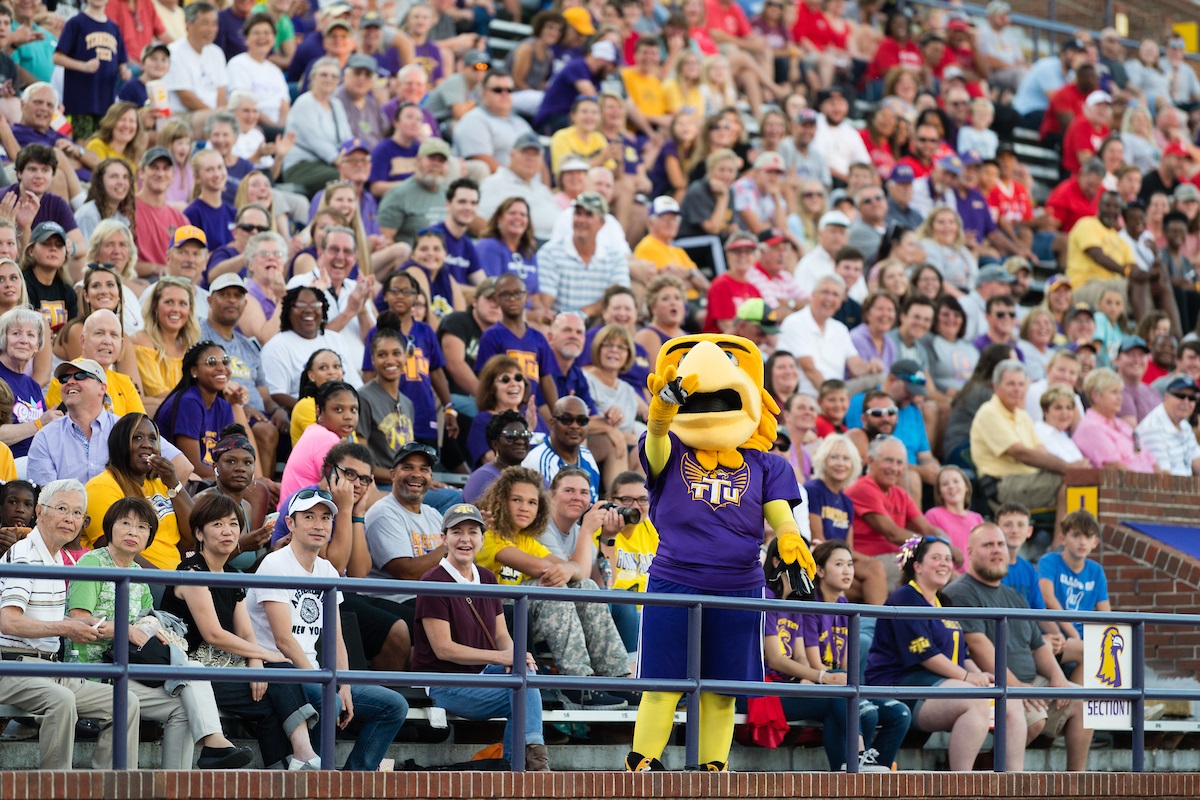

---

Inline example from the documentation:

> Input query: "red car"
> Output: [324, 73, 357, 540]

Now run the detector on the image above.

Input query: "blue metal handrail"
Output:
[0, 562, 1190, 774]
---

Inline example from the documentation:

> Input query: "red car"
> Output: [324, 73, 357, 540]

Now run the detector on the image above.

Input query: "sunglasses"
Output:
[294, 487, 334, 502]
[500, 429, 533, 441]
[916, 136, 939, 143]
[991, 310, 1016, 319]
[238, 223, 270, 234]
[554, 414, 590, 427]
[865, 406, 899, 418]
[802, 191, 824, 198]
[87, 261, 117, 272]
[59, 370, 96, 384]
[204, 355, 232, 366]
[489, 86, 513, 94]
[773, 438, 790, 452]
[496, 374, 524, 385]
[1170, 392, 1199, 403]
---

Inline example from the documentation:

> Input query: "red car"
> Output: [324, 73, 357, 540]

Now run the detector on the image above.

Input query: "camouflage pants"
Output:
[530, 579, 630, 677]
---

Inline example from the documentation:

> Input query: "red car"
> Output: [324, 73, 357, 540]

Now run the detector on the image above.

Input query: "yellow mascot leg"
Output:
[628, 691, 682, 770]
[696, 692, 736, 769]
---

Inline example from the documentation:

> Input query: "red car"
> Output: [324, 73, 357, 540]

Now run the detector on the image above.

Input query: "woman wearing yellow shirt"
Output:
[548, 97, 616, 175]
[84, 102, 144, 173]
[132, 277, 201, 415]
[82, 413, 193, 571]
[289, 348, 346, 447]
[663, 51, 703, 121]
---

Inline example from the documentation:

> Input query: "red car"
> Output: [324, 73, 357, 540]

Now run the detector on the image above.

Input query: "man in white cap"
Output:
[551, 156, 591, 210]
[795, 209, 866, 301]
[538, 192, 631, 315]
[975, 0, 1027, 92]
[533, 40, 619, 133]
[633, 196, 710, 297]
[1163, 34, 1200, 108]
[1062, 90, 1112, 175]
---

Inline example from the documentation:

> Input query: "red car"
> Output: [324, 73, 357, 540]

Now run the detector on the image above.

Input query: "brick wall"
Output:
[1065, 469, 1200, 676]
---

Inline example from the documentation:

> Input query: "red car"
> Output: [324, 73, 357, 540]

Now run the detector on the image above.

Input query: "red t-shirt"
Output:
[703, 273, 761, 333]
[866, 38, 924, 83]
[705, 0, 751, 38]
[108, 0, 167, 67]
[861, 129, 895, 177]
[1061, 117, 1110, 175]
[690, 26, 720, 56]
[845, 474, 922, 556]
[1040, 83, 1085, 139]
[1045, 177, 1100, 234]
[895, 155, 932, 180]
[1143, 362, 1169, 385]
[814, 416, 846, 439]
[790, 0, 823, 48]
[987, 180, 1035, 224]
[134, 199, 189, 268]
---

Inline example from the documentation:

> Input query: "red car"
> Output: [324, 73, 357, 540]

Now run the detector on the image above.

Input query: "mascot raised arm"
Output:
[626, 333, 817, 772]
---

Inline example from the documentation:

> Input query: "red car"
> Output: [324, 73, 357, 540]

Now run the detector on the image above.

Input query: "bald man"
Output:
[522, 396, 602, 500]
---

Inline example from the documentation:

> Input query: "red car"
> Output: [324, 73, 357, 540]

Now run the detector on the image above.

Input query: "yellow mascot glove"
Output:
[777, 530, 817, 580]
[646, 365, 700, 437]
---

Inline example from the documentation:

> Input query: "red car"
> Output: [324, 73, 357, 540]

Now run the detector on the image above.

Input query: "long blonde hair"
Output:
[234, 170, 280, 233]
[188, 148, 225, 202]
[140, 276, 200, 368]
[312, 181, 372, 276]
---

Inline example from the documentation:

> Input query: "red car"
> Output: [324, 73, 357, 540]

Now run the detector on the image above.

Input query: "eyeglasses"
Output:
[554, 414, 590, 427]
[496, 290, 527, 301]
[865, 406, 899, 418]
[45, 504, 85, 520]
[489, 87, 513, 94]
[293, 301, 323, 311]
[253, 250, 285, 260]
[991, 310, 1016, 319]
[859, 195, 885, 204]
[386, 286, 420, 296]
[916, 136, 939, 143]
[802, 191, 824, 198]
[238, 223, 270, 234]
[495, 374, 523, 385]
[500, 429, 533, 441]
[614, 495, 650, 507]
[1170, 392, 1199, 403]
[60, 370, 96, 384]
[340, 157, 370, 166]
[334, 464, 374, 487]
[204, 355, 232, 366]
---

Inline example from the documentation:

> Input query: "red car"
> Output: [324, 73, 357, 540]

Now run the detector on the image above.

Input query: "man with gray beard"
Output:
[944, 522, 1093, 771]
[377, 138, 452, 245]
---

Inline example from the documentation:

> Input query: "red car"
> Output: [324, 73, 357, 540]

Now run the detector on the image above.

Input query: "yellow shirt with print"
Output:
[622, 67, 668, 118]
[83, 471, 182, 570]
[549, 127, 607, 174]
[476, 529, 551, 586]
[1065, 216, 1134, 289]
[594, 519, 659, 594]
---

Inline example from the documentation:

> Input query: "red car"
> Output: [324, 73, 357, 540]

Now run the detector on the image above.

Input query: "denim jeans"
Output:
[424, 487, 464, 515]
[859, 697, 911, 767]
[779, 695, 849, 769]
[609, 602, 640, 653]
[428, 664, 544, 761]
[302, 683, 408, 770]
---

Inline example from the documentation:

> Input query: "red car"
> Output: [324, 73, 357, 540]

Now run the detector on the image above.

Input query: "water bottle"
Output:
[65, 647, 80, 663]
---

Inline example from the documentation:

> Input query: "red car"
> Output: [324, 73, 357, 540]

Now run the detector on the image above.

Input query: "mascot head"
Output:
[1095, 625, 1125, 688]
[655, 334, 778, 464]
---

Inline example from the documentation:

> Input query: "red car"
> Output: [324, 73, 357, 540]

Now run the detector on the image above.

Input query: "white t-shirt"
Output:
[226, 53, 290, 123]
[285, 272, 374, 373]
[248, 545, 343, 668]
[778, 306, 858, 396]
[260, 329, 363, 396]
[363, 494, 444, 603]
[165, 39, 229, 113]
[793, 247, 867, 302]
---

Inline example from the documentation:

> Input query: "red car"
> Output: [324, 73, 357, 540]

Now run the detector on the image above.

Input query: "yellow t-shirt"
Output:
[621, 67, 668, 118]
[663, 80, 703, 119]
[632, 235, 700, 300]
[83, 471, 182, 570]
[85, 138, 135, 173]
[594, 519, 659, 594]
[548, 127, 607, 174]
[45, 369, 146, 416]
[1065, 216, 1134, 289]
[476, 529, 551, 586]
[291, 396, 317, 447]
[968, 394, 1041, 478]
[0, 441, 16, 482]
[135, 345, 181, 399]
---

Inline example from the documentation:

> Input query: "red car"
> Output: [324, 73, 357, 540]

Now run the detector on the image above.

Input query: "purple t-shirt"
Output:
[639, 431, 800, 591]
[970, 333, 1024, 361]
[865, 582, 965, 685]
[362, 321, 445, 437]
[475, 322, 559, 405]
[849, 324, 897, 370]
[56, 13, 127, 115]
[803, 478, 853, 542]
[533, 58, 596, 129]
[411, 41, 445, 84]
[800, 594, 850, 670]
[474, 238, 539, 295]
[118, 78, 148, 106]
[577, 324, 652, 396]
[205, 244, 239, 288]
[649, 139, 678, 199]
[369, 137, 420, 185]
[553, 362, 598, 416]
[215, 7, 248, 59]
[223, 157, 256, 206]
[763, 588, 806, 681]
[379, 100, 440, 141]
[184, 198, 237, 249]
[0, 360, 43, 458]
[954, 187, 997, 244]
[155, 385, 235, 467]
[0, 184, 78, 233]
[431, 221, 478, 285]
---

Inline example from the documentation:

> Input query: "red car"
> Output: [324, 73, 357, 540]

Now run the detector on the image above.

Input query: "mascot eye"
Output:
[725, 351, 739, 367]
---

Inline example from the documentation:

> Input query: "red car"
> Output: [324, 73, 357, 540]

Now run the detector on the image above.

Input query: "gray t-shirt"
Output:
[943, 573, 1043, 683]
[887, 330, 930, 374]
[777, 138, 832, 188]
[425, 73, 475, 123]
[926, 334, 980, 393]
[377, 179, 449, 245]
[847, 221, 884, 264]
[200, 320, 266, 412]
[452, 106, 533, 168]
[356, 380, 416, 475]
[363, 493, 444, 603]
[538, 518, 582, 562]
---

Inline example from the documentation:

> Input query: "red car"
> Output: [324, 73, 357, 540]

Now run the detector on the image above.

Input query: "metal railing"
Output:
[0, 561, 1194, 774]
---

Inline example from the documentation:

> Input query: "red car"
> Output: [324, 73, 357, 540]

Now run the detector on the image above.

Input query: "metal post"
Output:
[512, 594, 529, 772]
[1103, 0, 1113, 27]
[994, 616, 1008, 773]
[845, 611, 861, 774]
[1132, 620, 1145, 772]
[684, 603, 702, 766]
[112, 577, 130, 770]
[320, 587, 339, 769]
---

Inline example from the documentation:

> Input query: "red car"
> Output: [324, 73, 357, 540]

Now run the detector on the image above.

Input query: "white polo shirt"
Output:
[777, 306, 858, 396]
[0, 528, 67, 654]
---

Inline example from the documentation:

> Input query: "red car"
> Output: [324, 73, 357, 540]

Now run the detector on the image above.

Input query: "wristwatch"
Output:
[166, 481, 184, 499]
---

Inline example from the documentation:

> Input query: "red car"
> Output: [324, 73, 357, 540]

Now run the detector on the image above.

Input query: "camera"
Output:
[599, 502, 641, 526]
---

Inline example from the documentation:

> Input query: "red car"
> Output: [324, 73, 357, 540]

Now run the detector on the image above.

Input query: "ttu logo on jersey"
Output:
[680, 451, 749, 511]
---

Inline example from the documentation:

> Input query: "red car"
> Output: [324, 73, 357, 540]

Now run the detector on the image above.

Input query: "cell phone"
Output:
[91, 617, 105, 629]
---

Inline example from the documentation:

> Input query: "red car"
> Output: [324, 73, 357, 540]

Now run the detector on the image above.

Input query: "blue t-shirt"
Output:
[577, 324, 652, 397]
[474, 238, 539, 295]
[800, 594, 850, 670]
[533, 58, 596, 129]
[431, 221, 479, 286]
[56, 13, 126, 115]
[475, 322, 559, 405]
[0, 361, 44, 458]
[362, 321, 445, 437]
[184, 198, 237, 250]
[1036, 551, 1109, 636]
[369, 137, 419, 185]
[640, 431, 799, 591]
[155, 385, 234, 467]
[803, 478, 853, 541]
[553, 362, 598, 416]
[117, 78, 149, 107]
[1001, 555, 1046, 611]
[865, 582, 965, 686]
[846, 391, 929, 465]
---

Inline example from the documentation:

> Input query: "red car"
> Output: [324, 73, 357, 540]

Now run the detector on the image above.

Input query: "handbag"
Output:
[193, 642, 247, 669]
[103, 636, 172, 688]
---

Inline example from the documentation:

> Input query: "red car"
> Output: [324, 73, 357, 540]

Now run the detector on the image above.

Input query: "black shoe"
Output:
[625, 751, 665, 772]
[683, 761, 727, 772]
[609, 690, 642, 706]
[560, 689, 628, 710]
[198, 745, 254, 769]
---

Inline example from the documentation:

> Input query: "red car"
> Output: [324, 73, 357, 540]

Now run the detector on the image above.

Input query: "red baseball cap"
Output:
[1164, 141, 1190, 159]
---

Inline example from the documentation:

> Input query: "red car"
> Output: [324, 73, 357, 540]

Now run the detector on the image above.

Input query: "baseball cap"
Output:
[442, 503, 486, 532]
[959, 149, 983, 167]
[1046, 274, 1072, 293]
[392, 441, 438, 468]
[464, 49, 491, 68]
[986, 0, 1012, 14]
[1164, 141, 1191, 159]
[1085, 90, 1113, 107]
[1118, 335, 1149, 354]
[474, 277, 499, 300]
[54, 357, 106, 384]
[1060, 38, 1085, 54]
[170, 225, 207, 249]
[346, 53, 378, 73]
[562, 6, 595, 35]
[724, 231, 758, 251]
[816, 87, 845, 106]
[141, 42, 169, 61]
[418, 138, 452, 158]
[942, 65, 966, 82]
[947, 17, 971, 31]
[324, 17, 351, 34]
[649, 196, 681, 216]
[888, 163, 915, 184]
[574, 191, 609, 217]
[1003, 255, 1032, 275]
[288, 487, 339, 517]
[558, 156, 590, 174]
[735, 298, 781, 334]
[1173, 183, 1200, 203]
[818, 210, 852, 229]
[977, 264, 1016, 285]
[889, 359, 928, 395]
[514, 131, 544, 152]
[141, 146, 173, 168]
[589, 40, 618, 62]
[317, 1, 352, 17]
[30, 221, 67, 244]
[797, 108, 819, 124]
[209, 273, 248, 294]
[829, 188, 851, 207]
[936, 155, 963, 175]
[754, 151, 786, 172]
[1069, 302, 1094, 319]
[757, 227, 787, 246]
[1166, 375, 1200, 395]
[337, 138, 370, 159]
[996, 142, 1017, 158]
[361, 10, 384, 27]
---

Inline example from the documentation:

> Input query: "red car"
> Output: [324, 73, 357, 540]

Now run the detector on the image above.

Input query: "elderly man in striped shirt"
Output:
[1134, 375, 1200, 476]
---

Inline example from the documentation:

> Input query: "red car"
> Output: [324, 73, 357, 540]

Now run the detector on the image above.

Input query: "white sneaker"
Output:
[288, 756, 322, 771]
[857, 749, 891, 773]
